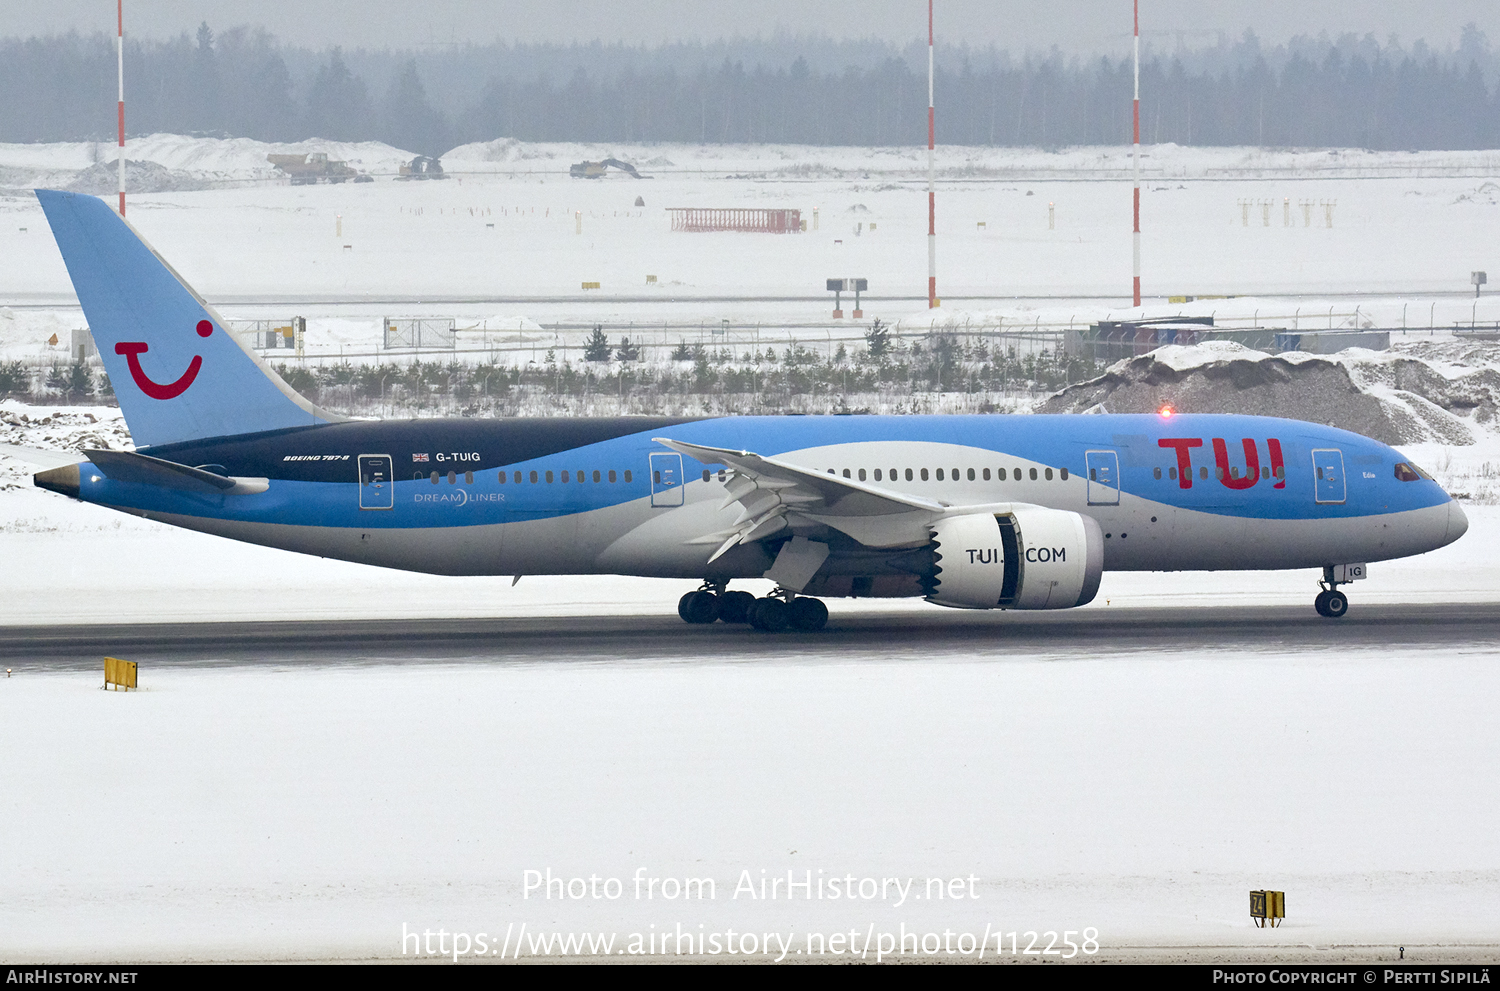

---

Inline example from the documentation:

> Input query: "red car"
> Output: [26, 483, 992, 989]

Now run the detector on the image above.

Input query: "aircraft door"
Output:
[1085, 450, 1121, 506]
[1312, 448, 1346, 504]
[650, 452, 685, 507]
[358, 454, 394, 510]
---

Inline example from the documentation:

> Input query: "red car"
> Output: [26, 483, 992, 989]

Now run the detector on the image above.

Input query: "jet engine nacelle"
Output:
[925, 508, 1104, 609]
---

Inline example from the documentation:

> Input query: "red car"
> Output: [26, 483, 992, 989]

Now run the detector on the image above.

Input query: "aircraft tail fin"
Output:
[36, 190, 340, 449]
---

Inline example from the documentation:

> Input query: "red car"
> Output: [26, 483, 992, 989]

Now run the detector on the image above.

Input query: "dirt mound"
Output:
[64, 160, 209, 194]
[1036, 341, 1478, 445]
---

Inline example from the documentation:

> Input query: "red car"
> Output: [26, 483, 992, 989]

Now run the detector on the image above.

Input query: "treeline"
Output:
[3, 25, 1500, 151]
[0, 328, 1100, 415]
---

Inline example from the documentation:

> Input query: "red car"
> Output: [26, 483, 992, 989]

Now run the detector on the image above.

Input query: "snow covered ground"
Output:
[3, 136, 1500, 963]
[4, 643, 1499, 962]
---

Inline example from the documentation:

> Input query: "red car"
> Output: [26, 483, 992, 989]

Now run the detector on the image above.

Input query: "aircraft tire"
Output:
[1314, 590, 1332, 617]
[751, 597, 790, 632]
[1323, 589, 1349, 618]
[718, 590, 755, 624]
[787, 597, 829, 631]
[680, 590, 720, 624]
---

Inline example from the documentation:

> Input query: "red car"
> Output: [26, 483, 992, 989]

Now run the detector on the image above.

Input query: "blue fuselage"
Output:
[51, 412, 1465, 584]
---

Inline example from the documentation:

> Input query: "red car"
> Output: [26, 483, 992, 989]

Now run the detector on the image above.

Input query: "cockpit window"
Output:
[1394, 463, 1421, 482]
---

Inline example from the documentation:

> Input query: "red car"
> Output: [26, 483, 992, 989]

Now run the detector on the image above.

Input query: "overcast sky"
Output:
[6, 1, 1499, 53]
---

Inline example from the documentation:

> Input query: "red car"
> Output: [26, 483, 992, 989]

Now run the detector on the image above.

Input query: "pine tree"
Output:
[583, 325, 611, 361]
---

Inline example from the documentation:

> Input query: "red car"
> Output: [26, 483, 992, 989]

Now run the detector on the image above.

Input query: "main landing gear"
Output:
[677, 583, 829, 632]
[1314, 566, 1350, 618]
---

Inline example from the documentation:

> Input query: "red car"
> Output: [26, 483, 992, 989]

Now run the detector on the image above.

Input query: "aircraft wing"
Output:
[653, 437, 945, 559]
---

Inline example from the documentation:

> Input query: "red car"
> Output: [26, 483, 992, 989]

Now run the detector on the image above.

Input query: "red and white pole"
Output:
[1132, 0, 1140, 307]
[927, 0, 937, 308]
[117, 0, 125, 216]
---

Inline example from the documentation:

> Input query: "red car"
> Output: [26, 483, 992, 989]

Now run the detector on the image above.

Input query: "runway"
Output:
[6, 601, 1499, 667]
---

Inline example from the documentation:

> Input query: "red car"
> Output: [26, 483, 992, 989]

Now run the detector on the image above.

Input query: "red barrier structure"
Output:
[668, 208, 802, 233]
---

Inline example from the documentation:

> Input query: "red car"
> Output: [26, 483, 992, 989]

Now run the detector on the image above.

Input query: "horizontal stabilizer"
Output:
[84, 448, 237, 493]
[0, 443, 84, 469]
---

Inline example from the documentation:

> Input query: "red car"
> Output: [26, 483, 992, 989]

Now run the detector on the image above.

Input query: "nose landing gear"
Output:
[1314, 566, 1350, 618]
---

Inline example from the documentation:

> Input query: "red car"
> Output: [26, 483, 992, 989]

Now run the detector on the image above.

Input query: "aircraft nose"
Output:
[1447, 499, 1470, 544]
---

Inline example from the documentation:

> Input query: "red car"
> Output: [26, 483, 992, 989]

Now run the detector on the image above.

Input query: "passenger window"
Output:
[1169, 467, 1178, 480]
[465, 471, 473, 484]
[1060, 467, 1069, 481]
[530, 470, 538, 484]
[654, 470, 661, 483]
[430, 471, 439, 484]
[827, 468, 835, 475]
[546, 471, 554, 483]
[448, 471, 456, 484]
[920, 468, 929, 481]
[1153, 467, 1162, 480]
[562, 470, 570, 483]
[1045, 468, 1053, 480]
[983, 468, 990, 481]
[1199, 466, 1208, 480]
[905, 468, 913, 481]
[594, 470, 602, 483]
[514, 471, 522, 484]
[497, 471, 506, 484]
[952, 468, 959, 480]
[936, 468, 944, 481]
[858, 469, 866, 481]
[1030, 468, 1037, 481]
[577, 470, 585, 484]
[1014, 466, 1023, 478]
[967, 468, 975, 481]
[1275, 466, 1285, 480]
[873, 469, 881, 481]
[1316, 467, 1324, 480]
[1230, 467, 1240, 479]
[624, 470, 633, 483]
[997, 468, 1007, 480]
[609, 470, 617, 483]
[843, 469, 851, 478]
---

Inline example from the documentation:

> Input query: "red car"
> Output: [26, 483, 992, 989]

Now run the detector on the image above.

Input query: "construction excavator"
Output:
[569, 158, 649, 179]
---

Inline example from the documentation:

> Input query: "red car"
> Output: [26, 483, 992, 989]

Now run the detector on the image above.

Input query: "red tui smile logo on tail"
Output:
[115, 320, 214, 400]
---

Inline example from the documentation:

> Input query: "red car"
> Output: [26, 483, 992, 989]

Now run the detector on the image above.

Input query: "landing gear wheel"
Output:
[718, 590, 755, 624]
[1314, 590, 1332, 617]
[678, 590, 720, 624]
[1323, 589, 1348, 618]
[787, 597, 829, 631]
[748, 597, 790, 632]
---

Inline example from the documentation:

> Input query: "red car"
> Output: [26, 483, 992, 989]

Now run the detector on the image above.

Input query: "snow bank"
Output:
[0, 134, 421, 191]
[1038, 339, 1500, 447]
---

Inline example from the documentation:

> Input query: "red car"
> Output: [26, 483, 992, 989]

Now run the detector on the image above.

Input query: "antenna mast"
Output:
[117, 0, 126, 216]
[1132, 0, 1140, 307]
[927, 0, 937, 308]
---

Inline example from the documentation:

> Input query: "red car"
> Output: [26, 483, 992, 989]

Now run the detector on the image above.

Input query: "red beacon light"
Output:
[1158, 403, 1176, 419]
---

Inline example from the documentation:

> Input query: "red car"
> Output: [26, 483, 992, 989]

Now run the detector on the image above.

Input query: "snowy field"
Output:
[2, 137, 1500, 963]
